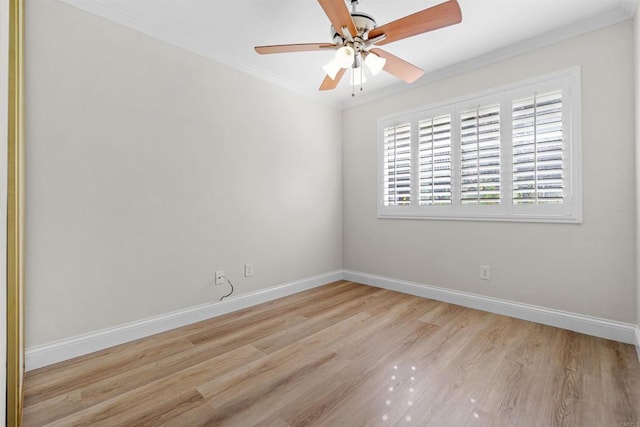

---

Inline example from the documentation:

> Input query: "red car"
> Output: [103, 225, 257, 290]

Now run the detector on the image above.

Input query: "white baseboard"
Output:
[343, 270, 638, 345]
[26, 269, 639, 371]
[25, 270, 343, 371]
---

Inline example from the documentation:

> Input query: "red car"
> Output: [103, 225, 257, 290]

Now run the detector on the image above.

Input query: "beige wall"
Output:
[25, 0, 342, 347]
[343, 22, 636, 323]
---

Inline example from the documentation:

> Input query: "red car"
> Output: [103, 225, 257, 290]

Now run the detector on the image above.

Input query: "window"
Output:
[378, 68, 581, 223]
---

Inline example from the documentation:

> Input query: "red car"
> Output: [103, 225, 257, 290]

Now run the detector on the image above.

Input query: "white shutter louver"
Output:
[383, 123, 412, 206]
[460, 104, 501, 205]
[419, 115, 452, 205]
[512, 90, 564, 205]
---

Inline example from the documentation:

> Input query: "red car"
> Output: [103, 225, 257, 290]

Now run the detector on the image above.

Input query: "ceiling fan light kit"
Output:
[364, 52, 385, 76]
[254, 0, 462, 95]
[322, 45, 355, 79]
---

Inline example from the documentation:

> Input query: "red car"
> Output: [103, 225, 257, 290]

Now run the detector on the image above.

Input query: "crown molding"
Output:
[619, 0, 638, 17]
[342, 3, 637, 108]
[57, 0, 636, 110]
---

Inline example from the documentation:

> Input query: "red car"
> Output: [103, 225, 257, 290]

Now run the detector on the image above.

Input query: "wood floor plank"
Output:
[155, 280, 355, 343]
[405, 314, 508, 426]
[25, 327, 276, 423]
[550, 330, 583, 426]
[23, 280, 640, 427]
[326, 309, 498, 426]
[461, 407, 517, 427]
[306, 326, 440, 426]
[252, 287, 400, 355]
[37, 344, 264, 426]
[24, 337, 195, 407]
[598, 339, 640, 427]
[475, 320, 557, 425]
[279, 320, 443, 426]
[332, 293, 437, 361]
[165, 349, 350, 426]
[197, 318, 367, 398]
[292, 282, 382, 318]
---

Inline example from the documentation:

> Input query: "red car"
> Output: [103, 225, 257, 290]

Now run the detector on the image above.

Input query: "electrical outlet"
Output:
[215, 271, 225, 285]
[480, 265, 491, 281]
[244, 263, 254, 277]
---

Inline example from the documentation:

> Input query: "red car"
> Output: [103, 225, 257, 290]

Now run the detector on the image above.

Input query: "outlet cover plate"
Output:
[244, 263, 254, 277]
[215, 271, 225, 285]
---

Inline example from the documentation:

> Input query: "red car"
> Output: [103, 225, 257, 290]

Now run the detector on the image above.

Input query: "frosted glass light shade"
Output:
[335, 46, 355, 68]
[322, 46, 355, 79]
[322, 58, 342, 80]
[365, 52, 386, 75]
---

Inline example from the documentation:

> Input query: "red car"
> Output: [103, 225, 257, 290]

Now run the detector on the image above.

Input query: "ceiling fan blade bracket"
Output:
[341, 26, 354, 42]
[365, 34, 386, 47]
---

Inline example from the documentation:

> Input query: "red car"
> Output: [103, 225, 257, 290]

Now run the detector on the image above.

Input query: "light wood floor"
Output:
[23, 281, 640, 426]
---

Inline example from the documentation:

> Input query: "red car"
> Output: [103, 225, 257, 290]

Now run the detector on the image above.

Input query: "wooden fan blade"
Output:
[317, 0, 358, 38]
[319, 68, 347, 91]
[369, 48, 424, 83]
[368, 0, 462, 46]
[255, 43, 337, 54]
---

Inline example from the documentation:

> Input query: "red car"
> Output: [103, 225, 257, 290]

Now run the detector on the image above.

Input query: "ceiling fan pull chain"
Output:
[352, 70, 355, 97]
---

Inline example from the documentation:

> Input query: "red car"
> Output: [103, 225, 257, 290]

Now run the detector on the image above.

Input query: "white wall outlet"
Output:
[480, 265, 491, 281]
[215, 271, 225, 285]
[244, 263, 254, 277]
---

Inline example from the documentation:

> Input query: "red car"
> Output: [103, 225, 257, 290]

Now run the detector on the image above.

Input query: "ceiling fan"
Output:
[254, 0, 462, 94]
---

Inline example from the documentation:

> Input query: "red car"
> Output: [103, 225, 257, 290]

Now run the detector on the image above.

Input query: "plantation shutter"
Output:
[382, 123, 412, 206]
[512, 90, 564, 204]
[378, 69, 579, 222]
[460, 104, 501, 205]
[419, 115, 452, 205]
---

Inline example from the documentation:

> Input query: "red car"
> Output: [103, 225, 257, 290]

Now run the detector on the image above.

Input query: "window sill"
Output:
[377, 212, 582, 224]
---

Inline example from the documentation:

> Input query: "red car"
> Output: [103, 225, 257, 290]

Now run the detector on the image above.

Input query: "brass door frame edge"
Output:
[7, 0, 25, 425]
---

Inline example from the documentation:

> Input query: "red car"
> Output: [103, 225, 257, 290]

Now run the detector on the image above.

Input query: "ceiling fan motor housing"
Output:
[330, 11, 377, 46]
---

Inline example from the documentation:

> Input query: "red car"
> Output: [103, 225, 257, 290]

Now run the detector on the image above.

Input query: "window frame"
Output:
[377, 67, 582, 223]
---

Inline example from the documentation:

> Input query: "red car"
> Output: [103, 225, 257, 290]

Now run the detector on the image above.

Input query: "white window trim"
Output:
[377, 67, 582, 224]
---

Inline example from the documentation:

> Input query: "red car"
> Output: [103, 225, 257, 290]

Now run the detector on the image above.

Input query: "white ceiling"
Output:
[61, 0, 637, 107]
